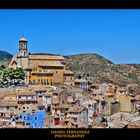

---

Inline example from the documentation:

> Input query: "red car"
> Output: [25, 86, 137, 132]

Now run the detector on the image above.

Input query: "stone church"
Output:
[9, 37, 75, 86]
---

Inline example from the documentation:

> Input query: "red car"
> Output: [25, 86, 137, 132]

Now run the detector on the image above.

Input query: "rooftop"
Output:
[37, 101, 44, 107]
[19, 37, 27, 42]
[68, 106, 86, 113]
[29, 55, 65, 60]
[0, 101, 18, 107]
[44, 91, 53, 97]
[16, 91, 36, 96]
[64, 70, 74, 75]
[75, 79, 88, 83]
[38, 61, 64, 67]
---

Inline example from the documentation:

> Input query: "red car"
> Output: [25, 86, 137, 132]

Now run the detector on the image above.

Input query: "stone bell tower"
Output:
[19, 37, 28, 57]
[17, 36, 29, 84]
[17, 36, 29, 69]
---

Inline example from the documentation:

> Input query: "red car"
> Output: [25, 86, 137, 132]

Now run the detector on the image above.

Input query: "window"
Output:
[35, 117, 38, 120]
[6, 107, 9, 110]
[47, 79, 49, 85]
[15, 106, 17, 109]
[19, 108, 20, 110]
[39, 95, 42, 98]
[50, 79, 52, 85]
[23, 107, 25, 109]
[56, 71, 58, 73]
[27, 107, 29, 109]
[26, 123, 30, 126]
[18, 96, 21, 99]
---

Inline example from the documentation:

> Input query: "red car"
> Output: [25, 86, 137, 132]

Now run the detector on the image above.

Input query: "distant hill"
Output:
[0, 50, 13, 61]
[0, 50, 13, 66]
[64, 53, 140, 87]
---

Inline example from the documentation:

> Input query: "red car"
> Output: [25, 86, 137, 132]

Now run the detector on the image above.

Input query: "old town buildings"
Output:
[0, 37, 140, 128]
[0, 80, 140, 128]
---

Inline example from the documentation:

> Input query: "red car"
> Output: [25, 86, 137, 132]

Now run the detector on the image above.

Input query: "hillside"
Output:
[0, 50, 12, 67]
[0, 50, 13, 61]
[0, 51, 140, 87]
[64, 53, 140, 87]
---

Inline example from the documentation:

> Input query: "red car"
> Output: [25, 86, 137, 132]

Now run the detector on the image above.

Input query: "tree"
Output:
[0, 66, 25, 87]
[0, 65, 6, 70]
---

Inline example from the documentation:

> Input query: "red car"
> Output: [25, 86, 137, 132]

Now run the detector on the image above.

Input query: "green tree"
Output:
[0, 65, 6, 70]
[0, 67, 25, 87]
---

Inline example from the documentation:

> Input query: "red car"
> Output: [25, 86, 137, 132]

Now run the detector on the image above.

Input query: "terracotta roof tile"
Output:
[29, 55, 65, 60]
[16, 91, 36, 96]
[75, 79, 88, 83]
[0, 101, 18, 107]
[68, 106, 86, 113]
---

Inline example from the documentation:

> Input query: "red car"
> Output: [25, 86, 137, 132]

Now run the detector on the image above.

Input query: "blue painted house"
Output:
[17, 111, 46, 128]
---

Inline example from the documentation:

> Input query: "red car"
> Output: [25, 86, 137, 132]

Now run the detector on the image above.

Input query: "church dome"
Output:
[19, 37, 27, 42]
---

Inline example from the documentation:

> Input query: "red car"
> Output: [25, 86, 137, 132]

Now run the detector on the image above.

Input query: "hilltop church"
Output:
[9, 37, 75, 86]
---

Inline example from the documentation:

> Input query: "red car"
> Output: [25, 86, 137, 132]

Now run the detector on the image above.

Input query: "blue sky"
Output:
[0, 10, 140, 64]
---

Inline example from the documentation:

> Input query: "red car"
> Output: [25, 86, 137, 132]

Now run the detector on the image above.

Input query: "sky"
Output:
[0, 9, 140, 64]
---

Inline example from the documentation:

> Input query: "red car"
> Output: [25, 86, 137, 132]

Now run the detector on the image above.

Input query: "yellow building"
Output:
[30, 68, 53, 85]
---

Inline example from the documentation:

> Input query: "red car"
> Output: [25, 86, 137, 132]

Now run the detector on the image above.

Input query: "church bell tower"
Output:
[19, 37, 28, 57]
